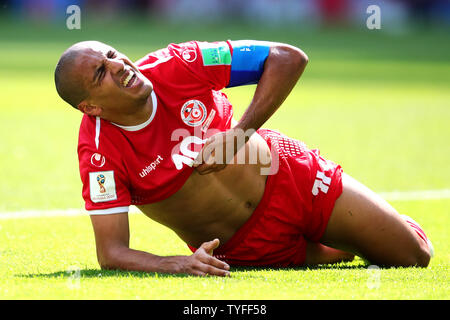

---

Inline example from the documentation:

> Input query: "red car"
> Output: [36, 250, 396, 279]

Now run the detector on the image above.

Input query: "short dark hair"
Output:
[54, 46, 89, 108]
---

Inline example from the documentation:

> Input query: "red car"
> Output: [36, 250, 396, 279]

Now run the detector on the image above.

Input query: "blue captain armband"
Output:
[227, 40, 271, 88]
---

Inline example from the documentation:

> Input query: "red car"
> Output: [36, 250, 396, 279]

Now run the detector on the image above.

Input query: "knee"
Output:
[403, 241, 431, 268]
[415, 242, 431, 267]
[343, 252, 355, 262]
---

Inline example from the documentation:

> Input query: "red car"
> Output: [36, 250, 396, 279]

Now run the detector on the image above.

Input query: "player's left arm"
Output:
[195, 41, 308, 174]
[305, 242, 355, 265]
[232, 40, 308, 132]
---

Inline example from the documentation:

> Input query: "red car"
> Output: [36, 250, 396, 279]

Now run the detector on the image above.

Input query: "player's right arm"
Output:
[78, 116, 229, 276]
[90, 213, 230, 276]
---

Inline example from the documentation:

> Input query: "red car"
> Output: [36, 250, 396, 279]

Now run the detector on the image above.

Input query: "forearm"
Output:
[99, 246, 186, 274]
[236, 45, 308, 132]
[305, 242, 355, 265]
[97, 239, 230, 276]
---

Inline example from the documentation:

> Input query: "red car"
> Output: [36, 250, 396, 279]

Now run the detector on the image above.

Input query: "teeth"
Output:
[123, 71, 134, 87]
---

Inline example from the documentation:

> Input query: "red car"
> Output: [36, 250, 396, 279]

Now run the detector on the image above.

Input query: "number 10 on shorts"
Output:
[312, 171, 331, 196]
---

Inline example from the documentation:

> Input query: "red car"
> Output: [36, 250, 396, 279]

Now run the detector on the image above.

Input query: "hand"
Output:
[193, 129, 248, 175]
[182, 239, 231, 277]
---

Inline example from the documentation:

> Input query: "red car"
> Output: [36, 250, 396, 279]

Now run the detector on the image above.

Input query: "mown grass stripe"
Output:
[1, 189, 449, 219]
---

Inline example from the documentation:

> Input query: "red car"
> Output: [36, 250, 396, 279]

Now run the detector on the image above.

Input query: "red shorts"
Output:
[189, 129, 343, 267]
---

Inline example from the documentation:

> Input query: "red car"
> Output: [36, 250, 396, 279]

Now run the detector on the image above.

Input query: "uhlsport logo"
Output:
[90, 152, 105, 167]
[97, 174, 106, 193]
[182, 49, 197, 62]
[181, 100, 207, 127]
[139, 155, 164, 178]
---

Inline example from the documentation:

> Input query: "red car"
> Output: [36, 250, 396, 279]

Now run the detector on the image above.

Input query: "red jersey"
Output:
[78, 41, 234, 214]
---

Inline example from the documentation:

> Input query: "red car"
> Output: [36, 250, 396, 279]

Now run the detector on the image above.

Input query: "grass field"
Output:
[0, 16, 449, 300]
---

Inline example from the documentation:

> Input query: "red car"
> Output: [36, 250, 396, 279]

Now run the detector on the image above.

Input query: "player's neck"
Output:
[109, 92, 154, 128]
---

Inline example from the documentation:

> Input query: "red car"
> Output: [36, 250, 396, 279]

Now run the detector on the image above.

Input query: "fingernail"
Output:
[224, 264, 230, 270]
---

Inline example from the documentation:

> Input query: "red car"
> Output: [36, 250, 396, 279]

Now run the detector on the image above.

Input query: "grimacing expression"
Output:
[75, 41, 153, 112]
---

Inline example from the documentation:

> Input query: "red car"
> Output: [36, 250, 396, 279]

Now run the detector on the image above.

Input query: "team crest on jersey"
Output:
[180, 100, 207, 127]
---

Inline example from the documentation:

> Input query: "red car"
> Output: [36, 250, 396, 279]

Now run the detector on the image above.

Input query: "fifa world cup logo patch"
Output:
[181, 100, 207, 127]
[89, 171, 117, 203]
[97, 174, 106, 193]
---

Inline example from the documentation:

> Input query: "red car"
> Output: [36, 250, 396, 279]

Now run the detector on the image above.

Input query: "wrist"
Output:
[167, 255, 189, 274]
[233, 122, 257, 142]
[152, 255, 186, 274]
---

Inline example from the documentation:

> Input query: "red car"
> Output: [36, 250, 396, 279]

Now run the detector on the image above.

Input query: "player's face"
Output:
[76, 42, 152, 113]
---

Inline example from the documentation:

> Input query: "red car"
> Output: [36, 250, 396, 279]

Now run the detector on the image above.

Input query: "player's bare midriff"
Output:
[137, 130, 271, 248]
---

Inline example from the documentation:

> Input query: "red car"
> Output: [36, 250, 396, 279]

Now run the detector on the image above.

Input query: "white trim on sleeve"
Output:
[87, 206, 129, 215]
[95, 116, 101, 149]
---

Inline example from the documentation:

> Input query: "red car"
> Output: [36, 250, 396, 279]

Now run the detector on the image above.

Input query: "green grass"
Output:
[0, 18, 449, 299]
[0, 200, 448, 299]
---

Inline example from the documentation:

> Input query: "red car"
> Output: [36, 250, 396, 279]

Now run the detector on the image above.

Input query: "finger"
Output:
[197, 167, 216, 175]
[200, 238, 220, 254]
[201, 264, 231, 277]
[192, 159, 202, 167]
[196, 164, 227, 175]
[200, 254, 230, 271]
[193, 152, 214, 168]
[190, 270, 207, 277]
[193, 148, 211, 167]
[196, 164, 220, 175]
[190, 259, 230, 277]
[193, 138, 216, 167]
[195, 163, 212, 173]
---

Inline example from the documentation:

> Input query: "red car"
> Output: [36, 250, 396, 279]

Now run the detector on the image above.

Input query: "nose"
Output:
[107, 58, 125, 74]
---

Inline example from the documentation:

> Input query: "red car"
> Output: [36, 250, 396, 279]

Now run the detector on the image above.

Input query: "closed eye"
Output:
[94, 50, 117, 85]
[107, 50, 116, 59]
[95, 64, 106, 84]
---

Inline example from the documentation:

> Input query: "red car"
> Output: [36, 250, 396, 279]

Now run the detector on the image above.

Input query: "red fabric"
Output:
[78, 41, 234, 212]
[189, 129, 344, 267]
[402, 215, 429, 243]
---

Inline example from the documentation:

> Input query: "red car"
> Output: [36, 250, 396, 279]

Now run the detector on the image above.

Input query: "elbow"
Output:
[290, 46, 308, 75]
[96, 247, 123, 270]
[274, 44, 308, 77]
[294, 46, 309, 66]
[99, 259, 116, 271]
[98, 254, 116, 270]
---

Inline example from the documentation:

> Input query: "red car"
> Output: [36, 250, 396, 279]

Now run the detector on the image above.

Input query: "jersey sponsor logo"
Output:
[89, 171, 117, 203]
[90, 152, 105, 167]
[181, 100, 207, 127]
[181, 48, 197, 62]
[139, 155, 163, 178]
[198, 42, 231, 66]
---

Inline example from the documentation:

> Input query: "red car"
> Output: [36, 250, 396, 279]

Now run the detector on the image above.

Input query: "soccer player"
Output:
[54, 40, 433, 276]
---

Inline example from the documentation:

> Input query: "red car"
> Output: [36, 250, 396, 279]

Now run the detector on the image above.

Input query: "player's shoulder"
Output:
[134, 40, 232, 67]
[134, 41, 195, 68]
[78, 115, 117, 152]
[79, 114, 98, 137]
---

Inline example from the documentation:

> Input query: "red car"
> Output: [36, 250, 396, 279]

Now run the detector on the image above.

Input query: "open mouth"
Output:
[121, 70, 138, 88]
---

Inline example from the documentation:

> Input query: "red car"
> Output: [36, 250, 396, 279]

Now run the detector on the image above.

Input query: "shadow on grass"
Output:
[17, 269, 193, 279]
[230, 261, 371, 273]
[17, 260, 370, 280]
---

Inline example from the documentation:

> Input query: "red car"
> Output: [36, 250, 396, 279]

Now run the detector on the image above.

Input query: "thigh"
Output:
[320, 173, 426, 266]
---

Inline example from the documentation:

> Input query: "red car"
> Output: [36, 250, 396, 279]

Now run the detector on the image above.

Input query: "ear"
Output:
[77, 101, 102, 116]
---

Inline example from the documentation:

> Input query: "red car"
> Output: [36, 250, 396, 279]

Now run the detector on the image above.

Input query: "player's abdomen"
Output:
[137, 131, 271, 248]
